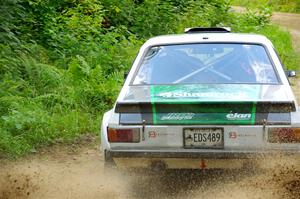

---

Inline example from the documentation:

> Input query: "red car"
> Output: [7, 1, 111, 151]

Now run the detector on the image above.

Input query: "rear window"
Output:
[132, 43, 279, 85]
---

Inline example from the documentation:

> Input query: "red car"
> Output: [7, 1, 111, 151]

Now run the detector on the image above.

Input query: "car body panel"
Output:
[116, 84, 295, 125]
[100, 32, 300, 170]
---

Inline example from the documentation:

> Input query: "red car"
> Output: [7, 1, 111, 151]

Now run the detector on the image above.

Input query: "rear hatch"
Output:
[117, 84, 295, 125]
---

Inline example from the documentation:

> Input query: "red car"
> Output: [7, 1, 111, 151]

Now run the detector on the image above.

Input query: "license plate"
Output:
[184, 128, 224, 149]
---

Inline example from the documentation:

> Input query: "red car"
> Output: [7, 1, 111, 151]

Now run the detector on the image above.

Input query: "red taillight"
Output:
[268, 128, 300, 143]
[107, 128, 140, 143]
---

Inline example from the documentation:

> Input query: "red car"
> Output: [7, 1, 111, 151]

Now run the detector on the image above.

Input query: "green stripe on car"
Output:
[150, 84, 261, 124]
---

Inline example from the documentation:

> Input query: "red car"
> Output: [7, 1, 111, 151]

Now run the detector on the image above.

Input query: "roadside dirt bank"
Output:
[271, 12, 300, 53]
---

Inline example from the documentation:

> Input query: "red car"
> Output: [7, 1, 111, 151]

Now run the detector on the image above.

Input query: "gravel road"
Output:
[0, 140, 299, 199]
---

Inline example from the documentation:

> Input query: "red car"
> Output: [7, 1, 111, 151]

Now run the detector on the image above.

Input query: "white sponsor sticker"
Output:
[226, 113, 252, 120]
[161, 113, 195, 120]
[157, 92, 247, 99]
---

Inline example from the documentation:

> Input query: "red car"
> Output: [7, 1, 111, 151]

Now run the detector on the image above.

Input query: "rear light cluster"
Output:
[268, 128, 300, 143]
[107, 128, 140, 143]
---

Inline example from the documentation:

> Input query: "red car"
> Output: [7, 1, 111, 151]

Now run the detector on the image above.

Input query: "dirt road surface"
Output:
[1, 139, 300, 199]
[1, 10, 300, 199]
[271, 12, 300, 53]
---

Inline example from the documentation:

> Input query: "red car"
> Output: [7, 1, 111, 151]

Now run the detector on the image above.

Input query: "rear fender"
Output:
[291, 108, 300, 127]
[101, 109, 113, 152]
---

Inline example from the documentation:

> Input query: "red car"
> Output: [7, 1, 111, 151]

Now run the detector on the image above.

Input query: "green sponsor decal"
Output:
[150, 84, 259, 124]
[154, 112, 256, 124]
[151, 84, 261, 103]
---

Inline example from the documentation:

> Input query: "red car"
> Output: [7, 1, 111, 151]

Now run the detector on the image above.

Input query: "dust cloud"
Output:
[0, 143, 299, 199]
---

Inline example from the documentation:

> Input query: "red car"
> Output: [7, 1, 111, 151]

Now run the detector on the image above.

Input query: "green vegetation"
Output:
[0, 0, 298, 158]
[232, 0, 300, 13]
[256, 25, 299, 70]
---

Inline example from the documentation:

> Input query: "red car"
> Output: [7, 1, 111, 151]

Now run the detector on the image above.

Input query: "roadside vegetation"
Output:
[232, 0, 300, 13]
[0, 0, 299, 158]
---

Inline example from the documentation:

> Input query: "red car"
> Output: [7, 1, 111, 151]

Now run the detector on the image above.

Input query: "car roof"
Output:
[141, 33, 273, 50]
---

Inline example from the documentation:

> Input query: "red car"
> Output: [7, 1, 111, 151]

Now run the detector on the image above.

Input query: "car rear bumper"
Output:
[105, 148, 300, 170]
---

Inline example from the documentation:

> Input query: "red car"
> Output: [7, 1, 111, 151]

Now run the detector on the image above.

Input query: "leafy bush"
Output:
[176, 0, 231, 31]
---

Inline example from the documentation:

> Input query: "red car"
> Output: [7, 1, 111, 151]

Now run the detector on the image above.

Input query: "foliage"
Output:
[176, 0, 231, 31]
[256, 25, 300, 70]
[230, 6, 272, 31]
[0, 0, 299, 158]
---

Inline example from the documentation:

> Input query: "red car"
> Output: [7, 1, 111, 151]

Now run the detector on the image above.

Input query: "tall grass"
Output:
[256, 25, 300, 70]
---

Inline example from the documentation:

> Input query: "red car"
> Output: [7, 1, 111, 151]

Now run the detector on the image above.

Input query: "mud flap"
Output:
[104, 150, 116, 168]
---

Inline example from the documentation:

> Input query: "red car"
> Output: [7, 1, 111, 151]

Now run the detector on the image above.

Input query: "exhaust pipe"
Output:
[151, 160, 167, 173]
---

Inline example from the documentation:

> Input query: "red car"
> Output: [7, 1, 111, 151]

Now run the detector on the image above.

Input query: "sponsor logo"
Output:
[238, 134, 257, 138]
[229, 132, 237, 139]
[148, 131, 176, 138]
[156, 91, 246, 99]
[148, 131, 157, 138]
[161, 113, 195, 120]
[226, 113, 252, 120]
[228, 131, 257, 139]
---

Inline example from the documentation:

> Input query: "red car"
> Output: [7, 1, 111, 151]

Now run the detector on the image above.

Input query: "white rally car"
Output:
[101, 27, 300, 170]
